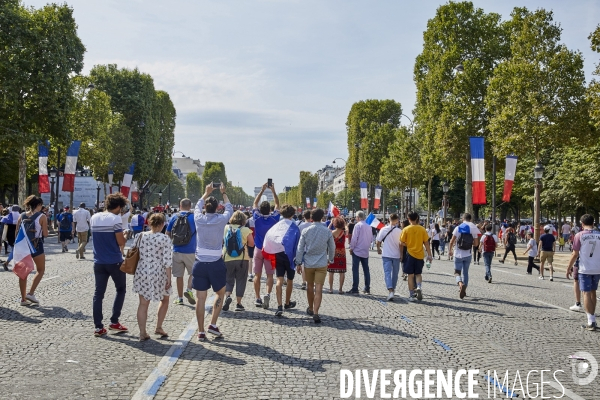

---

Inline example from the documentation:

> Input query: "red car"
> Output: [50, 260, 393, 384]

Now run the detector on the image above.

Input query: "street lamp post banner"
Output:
[108, 168, 114, 194]
[313, 198, 317, 208]
[121, 163, 135, 197]
[38, 140, 50, 194]
[360, 182, 368, 209]
[61, 140, 81, 192]
[306, 197, 310, 209]
[469, 137, 486, 205]
[502, 155, 518, 202]
[373, 185, 382, 210]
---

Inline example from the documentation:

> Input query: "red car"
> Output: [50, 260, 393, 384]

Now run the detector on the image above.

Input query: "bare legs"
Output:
[137, 295, 170, 338]
[195, 287, 226, 332]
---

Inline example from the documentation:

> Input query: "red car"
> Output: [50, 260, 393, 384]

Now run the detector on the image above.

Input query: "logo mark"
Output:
[571, 351, 598, 386]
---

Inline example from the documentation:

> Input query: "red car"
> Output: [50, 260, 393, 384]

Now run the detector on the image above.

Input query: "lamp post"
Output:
[442, 181, 449, 225]
[534, 161, 545, 242]
[158, 192, 163, 207]
[49, 167, 57, 226]
[351, 198, 355, 215]
[96, 177, 102, 210]
[404, 187, 411, 218]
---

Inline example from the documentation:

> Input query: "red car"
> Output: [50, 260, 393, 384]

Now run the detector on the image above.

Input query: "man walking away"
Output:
[193, 183, 233, 340]
[90, 193, 129, 337]
[263, 205, 301, 317]
[399, 212, 432, 302]
[448, 213, 480, 299]
[73, 203, 91, 259]
[348, 211, 371, 294]
[166, 198, 197, 306]
[498, 223, 518, 265]
[538, 225, 556, 281]
[131, 211, 144, 237]
[296, 208, 335, 323]
[376, 213, 402, 301]
[567, 215, 600, 330]
[296, 210, 312, 290]
[479, 224, 498, 283]
[58, 206, 74, 252]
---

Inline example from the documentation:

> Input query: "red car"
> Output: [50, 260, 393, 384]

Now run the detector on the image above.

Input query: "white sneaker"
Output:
[538, 276, 544, 280]
[386, 292, 394, 301]
[26, 293, 39, 303]
[407, 296, 417, 302]
[570, 304, 584, 312]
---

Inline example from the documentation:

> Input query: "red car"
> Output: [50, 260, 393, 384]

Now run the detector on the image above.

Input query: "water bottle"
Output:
[426, 260, 431, 270]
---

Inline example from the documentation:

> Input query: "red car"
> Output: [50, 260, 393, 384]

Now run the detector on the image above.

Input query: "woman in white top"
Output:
[522, 232, 540, 275]
[429, 224, 441, 260]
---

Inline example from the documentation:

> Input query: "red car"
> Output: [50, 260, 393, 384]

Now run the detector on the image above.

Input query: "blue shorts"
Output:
[192, 258, 226, 292]
[403, 253, 424, 275]
[578, 273, 600, 292]
[31, 240, 44, 258]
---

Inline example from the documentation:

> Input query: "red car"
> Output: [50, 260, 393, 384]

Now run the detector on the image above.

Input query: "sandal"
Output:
[339, 289, 344, 294]
[328, 289, 333, 294]
[154, 329, 169, 337]
[139, 334, 151, 342]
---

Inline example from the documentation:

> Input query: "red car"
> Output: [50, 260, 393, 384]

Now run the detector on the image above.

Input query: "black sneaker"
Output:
[306, 307, 314, 316]
[275, 306, 283, 317]
[284, 301, 296, 309]
[583, 322, 597, 331]
[254, 298, 263, 307]
[223, 296, 232, 311]
[346, 290, 359, 295]
[362, 289, 371, 295]
[235, 304, 245, 312]
[2, 261, 7, 271]
[484, 275, 489, 282]
[488, 276, 492, 283]
[300, 282, 307, 290]
[313, 314, 321, 323]
[498, 259, 504, 264]
[415, 288, 423, 301]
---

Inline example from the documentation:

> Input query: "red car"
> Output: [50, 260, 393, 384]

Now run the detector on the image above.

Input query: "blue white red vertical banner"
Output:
[61, 140, 81, 192]
[313, 198, 317, 208]
[373, 185, 382, 210]
[108, 166, 114, 194]
[121, 164, 135, 197]
[306, 197, 310, 209]
[38, 141, 50, 194]
[469, 137, 486, 205]
[502, 155, 518, 202]
[360, 182, 368, 209]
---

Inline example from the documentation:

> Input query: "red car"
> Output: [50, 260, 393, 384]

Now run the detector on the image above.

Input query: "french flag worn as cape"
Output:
[365, 213, 384, 230]
[38, 141, 50, 194]
[373, 185, 382, 210]
[328, 201, 340, 217]
[1, 206, 20, 225]
[9, 225, 35, 280]
[502, 155, 518, 202]
[360, 182, 368, 209]
[469, 137, 486, 205]
[62, 140, 81, 192]
[263, 220, 301, 268]
[121, 164, 135, 197]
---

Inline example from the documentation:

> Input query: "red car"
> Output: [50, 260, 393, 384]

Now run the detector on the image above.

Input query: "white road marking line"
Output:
[131, 316, 197, 400]
[41, 276, 60, 282]
[493, 269, 526, 277]
[546, 381, 585, 400]
[534, 300, 573, 313]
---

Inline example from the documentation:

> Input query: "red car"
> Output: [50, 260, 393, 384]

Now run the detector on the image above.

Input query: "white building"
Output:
[317, 165, 344, 194]
[332, 168, 346, 195]
[172, 157, 204, 184]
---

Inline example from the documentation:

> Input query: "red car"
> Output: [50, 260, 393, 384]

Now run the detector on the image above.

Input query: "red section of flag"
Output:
[62, 174, 75, 192]
[38, 176, 50, 194]
[502, 180, 514, 202]
[360, 198, 368, 209]
[121, 186, 130, 197]
[472, 181, 487, 205]
[131, 191, 139, 202]
[373, 198, 380, 210]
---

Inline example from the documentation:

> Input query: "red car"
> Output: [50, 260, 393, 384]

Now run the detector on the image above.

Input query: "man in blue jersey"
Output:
[166, 198, 196, 305]
[90, 193, 128, 337]
[252, 182, 280, 309]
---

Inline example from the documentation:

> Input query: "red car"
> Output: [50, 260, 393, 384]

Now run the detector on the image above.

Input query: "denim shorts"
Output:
[578, 273, 600, 292]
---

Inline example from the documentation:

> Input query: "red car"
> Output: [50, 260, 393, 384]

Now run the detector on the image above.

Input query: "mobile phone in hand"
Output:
[212, 182, 221, 188]
[267, 178, 272, 187]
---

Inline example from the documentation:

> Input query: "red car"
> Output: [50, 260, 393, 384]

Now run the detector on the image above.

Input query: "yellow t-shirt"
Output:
[400, 224, 430, 260]
[223, 224, 252, 262]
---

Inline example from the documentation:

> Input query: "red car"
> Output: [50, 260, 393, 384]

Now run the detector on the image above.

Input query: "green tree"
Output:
[186, 172, 202, 202]
[317, 191, 335, 210]
[152, 91, 176, 185]
[201, 162, 227, 201]
[298, 171, 318, 205]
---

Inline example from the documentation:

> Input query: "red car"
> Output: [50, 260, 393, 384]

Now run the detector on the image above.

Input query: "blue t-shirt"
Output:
[166, 211, 196, 254]
[131, 215, 145, 231]
[539, 233, 556, 252]
[252, 210, 280, 250]
[90, 212, 123, 264]
[57, 213, 73, 232]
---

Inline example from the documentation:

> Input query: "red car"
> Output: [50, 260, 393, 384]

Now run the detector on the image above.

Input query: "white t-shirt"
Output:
[561, 224, 571, 235]
[452, 222, 481, 259]
[429, 228, 440, 241]
[376, 224, 402, 258]
[73, 208, 91, 232]
[573, 230, 600, 274]
[527, 238, 538, 257]
[121, 211, 131, 230]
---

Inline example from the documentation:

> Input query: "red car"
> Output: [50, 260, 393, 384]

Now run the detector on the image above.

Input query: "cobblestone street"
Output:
[1, 238, 599, 399]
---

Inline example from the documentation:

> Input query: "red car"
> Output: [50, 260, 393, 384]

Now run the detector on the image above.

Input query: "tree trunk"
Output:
[465, 154, 473, 216]
[18, 146, 27, 205]
[427, 177, 432, 227]
[69, 191, 74, 210]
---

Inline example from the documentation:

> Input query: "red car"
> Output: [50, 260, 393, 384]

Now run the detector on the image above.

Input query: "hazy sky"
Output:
[25, 0, 600, 195]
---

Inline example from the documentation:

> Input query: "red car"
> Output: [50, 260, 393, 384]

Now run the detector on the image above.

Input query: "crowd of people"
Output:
[3, 182, 600, 339]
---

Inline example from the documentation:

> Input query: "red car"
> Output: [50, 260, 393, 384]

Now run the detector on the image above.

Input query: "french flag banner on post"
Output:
[502, 155, 518, 202]
[469, 137, 486, 205]
[365, 213, 384, 230]
[328, 201, 340, 217]
[62, 140, 81, 192]
[121, 164, 135, 197]
[360, 182, 368, 209]
[313, 198, 317, 208]
[38, 141, 50, 194]
[373, 185, 382, 210]
[306, 197, 311, 208]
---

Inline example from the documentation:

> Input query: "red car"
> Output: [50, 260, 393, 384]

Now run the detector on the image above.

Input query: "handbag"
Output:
[120, 233, 143, 275]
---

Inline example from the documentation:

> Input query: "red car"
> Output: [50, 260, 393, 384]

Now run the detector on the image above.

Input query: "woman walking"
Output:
[16, 196, 48, 305]
[430, 223, 441, 260]
[523, 232, 540, 275]
[223, 211, 254, 312]
[133, 213, 172, 341]
[327, 217, 347, 294]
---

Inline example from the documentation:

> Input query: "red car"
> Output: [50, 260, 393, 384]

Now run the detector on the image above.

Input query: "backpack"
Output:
[59, 213, 71, 231]
[457, 223, 474, 250]
[483, 234, 496, 253]
[171, 212, 194, 246]
[507, 230, 517, 245]
[22, 212, 42, 247]
[225, 225, 245, 258]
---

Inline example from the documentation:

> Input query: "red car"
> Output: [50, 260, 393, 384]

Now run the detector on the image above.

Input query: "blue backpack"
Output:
[225, 225, 245, 258]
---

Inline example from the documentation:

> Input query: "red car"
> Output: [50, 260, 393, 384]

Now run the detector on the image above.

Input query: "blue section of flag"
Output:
[360, 182, 367, 189]
[469, 137, 484, 159]
[365, 213, 376, 225]
[66, 140, 82, 157]
[127, 163, 135, 175]
[38, 140, 50, 157]
[507, 154, 518, 160]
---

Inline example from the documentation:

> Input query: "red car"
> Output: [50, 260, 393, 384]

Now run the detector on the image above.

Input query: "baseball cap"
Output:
[544, 224, 552, 231]
[64, 206, 70, 210]
[79, 203, 86, 208]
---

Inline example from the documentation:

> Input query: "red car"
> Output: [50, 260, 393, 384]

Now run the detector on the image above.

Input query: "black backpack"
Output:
[59, 213, 71, 231]
[507, 230, 517, 245]
[22, 212, 42, 247]
[171, 212, 194, 246]
[457, 223, 474, 250]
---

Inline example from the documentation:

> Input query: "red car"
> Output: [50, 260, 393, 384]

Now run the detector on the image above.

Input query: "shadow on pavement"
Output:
[0, 306, 42, 323]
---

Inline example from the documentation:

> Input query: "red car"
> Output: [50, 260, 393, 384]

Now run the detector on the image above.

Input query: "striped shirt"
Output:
[90, 212, 123, 264]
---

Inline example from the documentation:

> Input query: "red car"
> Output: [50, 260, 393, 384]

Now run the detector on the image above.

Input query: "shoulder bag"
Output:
[120, 233, 143, 275]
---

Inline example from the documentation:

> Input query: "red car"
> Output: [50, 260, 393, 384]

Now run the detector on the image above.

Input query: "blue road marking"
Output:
[433, 338, 451, 351]
[485, 375, 518, 398]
